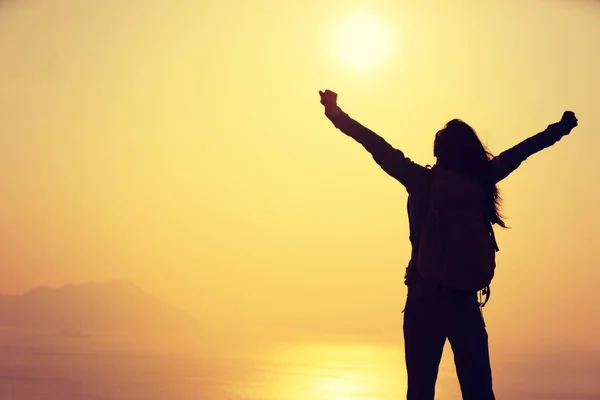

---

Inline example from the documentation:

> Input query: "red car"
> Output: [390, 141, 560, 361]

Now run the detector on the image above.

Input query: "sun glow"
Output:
[253, 343, 406, 400]
[332, 13, 391, 71]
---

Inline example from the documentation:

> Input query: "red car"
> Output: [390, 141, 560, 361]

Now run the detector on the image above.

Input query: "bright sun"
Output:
[332, 13, 391, 71]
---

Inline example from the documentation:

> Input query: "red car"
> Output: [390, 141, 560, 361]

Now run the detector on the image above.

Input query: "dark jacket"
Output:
[326, 106, 574, 286]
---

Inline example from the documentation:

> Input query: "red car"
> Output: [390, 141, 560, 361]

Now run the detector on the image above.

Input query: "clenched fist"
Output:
[560, 111, 578, 130]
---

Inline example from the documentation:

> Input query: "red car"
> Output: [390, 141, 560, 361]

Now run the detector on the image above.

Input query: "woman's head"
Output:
[434, 119, 491, 170]
[433, 119, 506, 227]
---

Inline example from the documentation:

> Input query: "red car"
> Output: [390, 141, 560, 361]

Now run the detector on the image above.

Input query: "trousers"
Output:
[403, 285, 495, 400]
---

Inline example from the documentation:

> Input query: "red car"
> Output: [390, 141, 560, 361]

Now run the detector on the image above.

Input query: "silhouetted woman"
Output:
[318, 89, 578, 400]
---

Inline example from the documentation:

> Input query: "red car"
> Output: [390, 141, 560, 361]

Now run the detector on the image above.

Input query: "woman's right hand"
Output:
[560, 111, 578, 130]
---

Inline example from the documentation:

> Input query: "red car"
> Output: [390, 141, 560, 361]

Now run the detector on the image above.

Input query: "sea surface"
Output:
[0, 341, 599, 399]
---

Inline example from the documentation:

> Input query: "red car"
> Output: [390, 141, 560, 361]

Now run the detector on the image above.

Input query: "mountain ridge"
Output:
[0, 280, 201, 334]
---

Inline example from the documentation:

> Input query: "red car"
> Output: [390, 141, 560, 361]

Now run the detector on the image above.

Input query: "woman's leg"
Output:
[447, 294, 495, 400]
[403, 295, 447, 400]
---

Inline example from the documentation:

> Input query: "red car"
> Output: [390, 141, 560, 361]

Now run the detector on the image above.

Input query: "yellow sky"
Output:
[1, 0, 599, 350]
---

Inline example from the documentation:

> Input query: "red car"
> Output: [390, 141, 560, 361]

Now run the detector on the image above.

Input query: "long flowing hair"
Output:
[433, 119, 506, 228]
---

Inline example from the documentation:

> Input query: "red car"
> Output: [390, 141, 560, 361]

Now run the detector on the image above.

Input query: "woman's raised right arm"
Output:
[491, 111, 579, 183]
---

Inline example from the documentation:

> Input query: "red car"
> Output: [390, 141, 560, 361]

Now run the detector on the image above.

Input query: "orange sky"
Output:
[1, 0, 599, 350]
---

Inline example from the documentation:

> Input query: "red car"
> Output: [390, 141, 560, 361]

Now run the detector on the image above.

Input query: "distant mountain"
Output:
[0, 280, 201, 334]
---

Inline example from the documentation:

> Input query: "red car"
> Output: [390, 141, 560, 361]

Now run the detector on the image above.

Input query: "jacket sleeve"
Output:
[326, 106, 427, 190]
[491, 121, 575, 183]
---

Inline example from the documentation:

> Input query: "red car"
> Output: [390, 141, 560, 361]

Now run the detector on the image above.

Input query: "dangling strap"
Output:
[482, 222, 496, 308]
[489, 223, 500, 252]
[479, 285, 491, 308]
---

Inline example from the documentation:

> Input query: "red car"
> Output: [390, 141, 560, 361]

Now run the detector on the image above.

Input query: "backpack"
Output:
[417, 166, 499, 292]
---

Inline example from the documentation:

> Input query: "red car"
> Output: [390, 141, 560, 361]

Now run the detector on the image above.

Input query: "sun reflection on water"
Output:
[241, 343, 407, 400]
